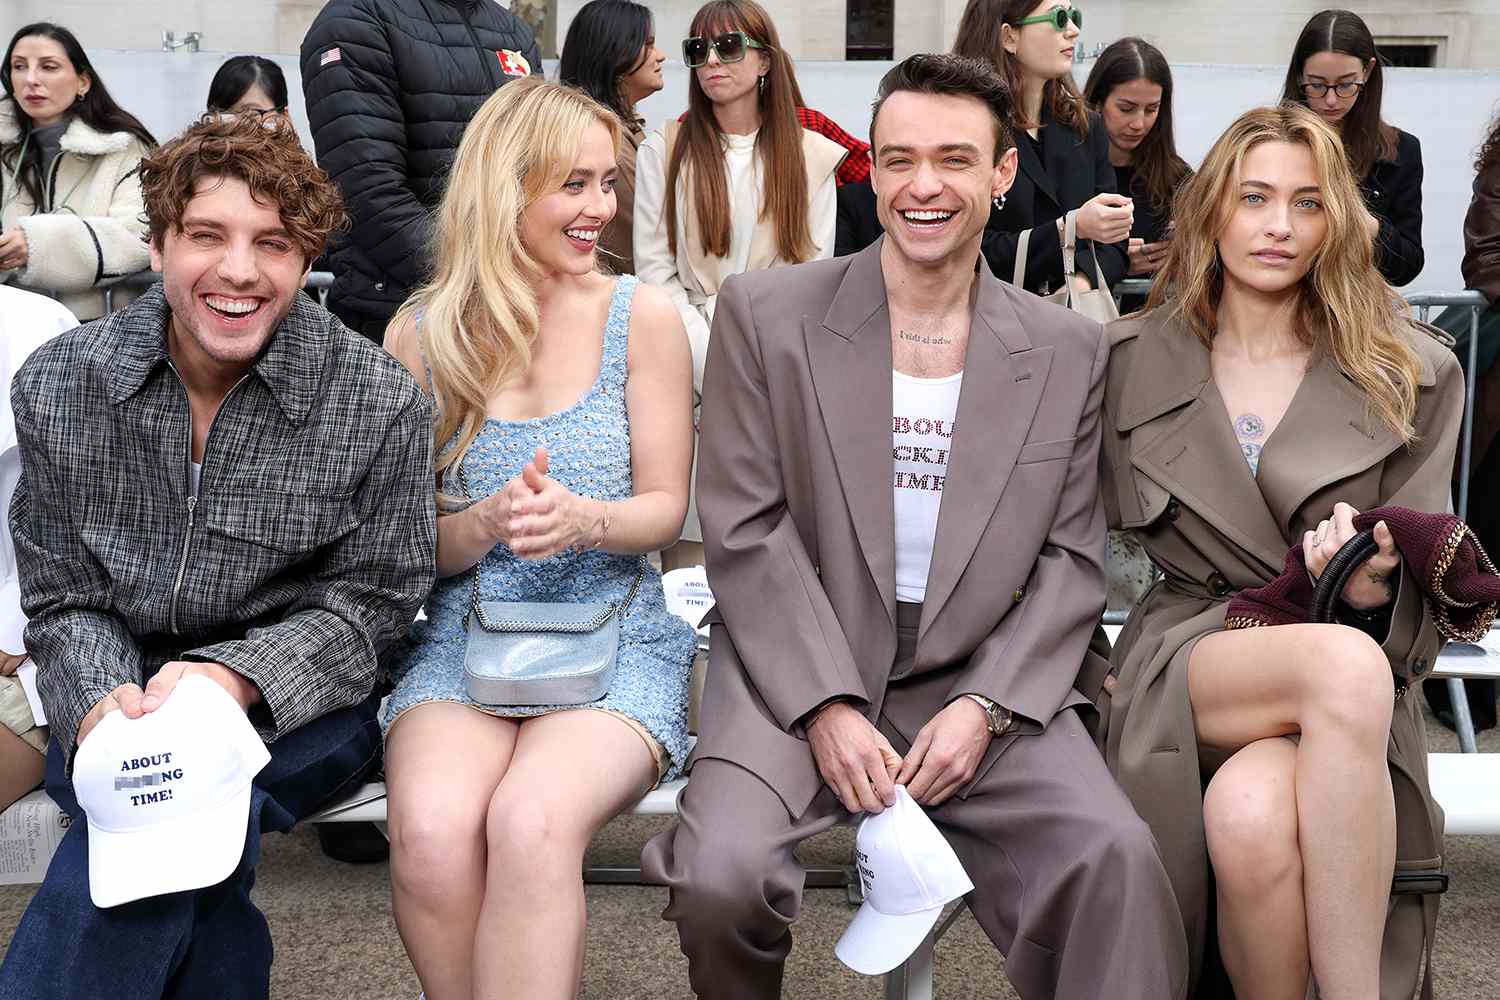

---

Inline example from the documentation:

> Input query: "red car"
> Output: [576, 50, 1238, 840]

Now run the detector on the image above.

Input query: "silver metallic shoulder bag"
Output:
[458, 465, 645, 707]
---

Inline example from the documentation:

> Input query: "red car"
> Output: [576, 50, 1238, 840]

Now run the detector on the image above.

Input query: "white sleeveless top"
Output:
[892, 370, 963, 604]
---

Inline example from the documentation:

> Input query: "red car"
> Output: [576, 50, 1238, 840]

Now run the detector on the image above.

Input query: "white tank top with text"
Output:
[892, 369, 962, 604]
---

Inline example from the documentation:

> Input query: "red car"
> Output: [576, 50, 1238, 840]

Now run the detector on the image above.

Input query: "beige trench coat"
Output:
[1098, 308, 1463, 998]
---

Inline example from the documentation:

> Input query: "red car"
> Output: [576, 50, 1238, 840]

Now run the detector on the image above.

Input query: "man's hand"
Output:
[75, 661, 260, 747]
[895, 697, 993, 807]
[807, 702, 902, 814]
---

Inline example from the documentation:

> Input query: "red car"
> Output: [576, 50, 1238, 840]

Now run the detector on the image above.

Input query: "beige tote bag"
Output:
[1012, 210, 1120, 324]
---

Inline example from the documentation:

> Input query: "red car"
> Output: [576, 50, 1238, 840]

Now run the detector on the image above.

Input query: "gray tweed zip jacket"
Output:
[9, 285, 436, 765]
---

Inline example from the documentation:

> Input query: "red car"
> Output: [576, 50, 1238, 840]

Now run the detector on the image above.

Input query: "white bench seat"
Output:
[1428, 753, 1500, 835]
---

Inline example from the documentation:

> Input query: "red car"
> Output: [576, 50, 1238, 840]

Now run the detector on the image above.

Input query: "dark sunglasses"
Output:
[682, 31, 766, 69]
[1016, 5, 1083, 31]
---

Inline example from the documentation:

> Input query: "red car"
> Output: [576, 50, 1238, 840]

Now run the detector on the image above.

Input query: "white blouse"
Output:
[633, 128, 838, 394]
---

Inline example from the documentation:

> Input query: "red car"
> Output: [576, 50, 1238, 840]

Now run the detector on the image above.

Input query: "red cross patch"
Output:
[497, 49, 532, 77]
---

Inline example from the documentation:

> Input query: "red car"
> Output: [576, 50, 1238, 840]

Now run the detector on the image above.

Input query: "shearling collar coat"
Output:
[1098, 306, 1463, 998]
[0, 101, 150, 320]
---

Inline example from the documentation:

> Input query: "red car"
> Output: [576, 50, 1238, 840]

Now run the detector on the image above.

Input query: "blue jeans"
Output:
[0, 692, 381, 1000]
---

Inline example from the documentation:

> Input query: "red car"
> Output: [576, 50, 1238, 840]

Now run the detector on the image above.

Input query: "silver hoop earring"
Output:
[993, 194, 1006, 212]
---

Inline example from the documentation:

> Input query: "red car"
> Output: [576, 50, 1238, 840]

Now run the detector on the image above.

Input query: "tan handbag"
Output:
[1012, 210, 1120, 324]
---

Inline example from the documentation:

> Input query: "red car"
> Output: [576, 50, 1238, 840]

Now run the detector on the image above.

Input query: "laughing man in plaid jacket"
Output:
[0, 115, 435, 1000]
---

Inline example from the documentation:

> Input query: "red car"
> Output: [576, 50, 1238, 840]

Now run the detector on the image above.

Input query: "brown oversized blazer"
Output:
[691, 238, 1112, 819]
[1099, 307, 1463, 998]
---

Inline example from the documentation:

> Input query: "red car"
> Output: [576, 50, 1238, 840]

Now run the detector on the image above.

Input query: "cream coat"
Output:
[1099, 307, 1462, 999]
[0, 103, 150, 320]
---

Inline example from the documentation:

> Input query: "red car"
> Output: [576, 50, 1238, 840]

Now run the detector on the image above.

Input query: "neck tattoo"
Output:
[897, 329, 953, 346]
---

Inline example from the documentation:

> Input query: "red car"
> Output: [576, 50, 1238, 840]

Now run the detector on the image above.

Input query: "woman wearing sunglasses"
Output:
[1084, 37, 1190, 287]
[953, 0, 1131, 297]
[1281, 8, 1423, 287]
[633, 0, 845, 570]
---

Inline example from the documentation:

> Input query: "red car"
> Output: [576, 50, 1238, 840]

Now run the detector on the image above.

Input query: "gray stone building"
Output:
[8, 1, 1499, 67]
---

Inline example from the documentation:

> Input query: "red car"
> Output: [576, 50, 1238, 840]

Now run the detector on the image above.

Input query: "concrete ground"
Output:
[0, 695, 1496, 999]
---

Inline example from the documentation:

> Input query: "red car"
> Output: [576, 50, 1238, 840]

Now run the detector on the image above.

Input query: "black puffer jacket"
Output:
[301, 0, 542, 328]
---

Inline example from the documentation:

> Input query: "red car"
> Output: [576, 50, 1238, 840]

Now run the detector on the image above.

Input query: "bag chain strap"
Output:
[457, 461, 647, 634]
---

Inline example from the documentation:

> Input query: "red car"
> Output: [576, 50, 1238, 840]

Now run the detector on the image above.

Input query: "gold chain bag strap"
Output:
[457, 463, 645, 706]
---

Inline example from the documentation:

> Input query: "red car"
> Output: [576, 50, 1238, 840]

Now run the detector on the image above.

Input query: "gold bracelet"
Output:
[594, 501, 611, 550]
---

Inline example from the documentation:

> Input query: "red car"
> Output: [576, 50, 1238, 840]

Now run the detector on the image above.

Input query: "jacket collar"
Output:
[0, 100, 135, 156]
[1013, 103, 1064, 212]
[109, 284, 329, 425]
[1116, 308, 1435, 571]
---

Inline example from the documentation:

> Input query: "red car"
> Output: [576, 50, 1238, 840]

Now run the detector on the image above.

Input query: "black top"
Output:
[1114, 164, 1173, 244]
[984, 107, 1127, 294]
[1360, 129, 1424, 287]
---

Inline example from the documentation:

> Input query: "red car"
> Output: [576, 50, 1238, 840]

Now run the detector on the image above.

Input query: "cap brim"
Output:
[87, 782, 252, 909]
[835, 899, 945, 976]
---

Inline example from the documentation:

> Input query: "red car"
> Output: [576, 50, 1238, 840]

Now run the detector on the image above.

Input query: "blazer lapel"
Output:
[1118, 318, 1290, 573]
[919, 271, 1052, 637]
[1256, 354, 1411, 533]
[804, 241, 897, 624]
[1015, 130, 1060, 214]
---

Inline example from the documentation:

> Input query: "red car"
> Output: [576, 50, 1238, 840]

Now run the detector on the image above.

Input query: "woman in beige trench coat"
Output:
[1099, 105, 1461, 1000]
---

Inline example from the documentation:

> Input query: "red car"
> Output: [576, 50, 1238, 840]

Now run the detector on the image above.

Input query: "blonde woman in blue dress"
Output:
[380, 78, 696, 1000]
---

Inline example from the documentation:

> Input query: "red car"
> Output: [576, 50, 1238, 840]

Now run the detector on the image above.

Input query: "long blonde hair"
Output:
[1145, 104, 1422, 442]
[390, 78, 621, 482]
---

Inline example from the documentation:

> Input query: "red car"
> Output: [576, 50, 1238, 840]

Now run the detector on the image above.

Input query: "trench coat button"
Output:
[1207, 572, 1232, 598]
[1413, 657, 1428, 676]
[1013, 587, 1025, 602]
[1166, 499, 1182, 522]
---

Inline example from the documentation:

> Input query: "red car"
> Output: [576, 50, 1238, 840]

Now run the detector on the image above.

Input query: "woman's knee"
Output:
[388, 791, 487, 893]
[1203, 756, 1300, 893]
[1298, 626, 1394, 739]
[484, 791, 590, 884]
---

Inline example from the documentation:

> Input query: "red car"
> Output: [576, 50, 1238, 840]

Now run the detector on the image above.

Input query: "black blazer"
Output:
[835, 179, 881, 258]
[984, 106, 1127, 294]
[1362, 128, 1424, 287]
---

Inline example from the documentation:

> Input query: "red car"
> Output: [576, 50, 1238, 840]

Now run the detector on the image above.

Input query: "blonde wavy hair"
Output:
[1145, 104, 1422, 442]
[390, 78, 622, 484]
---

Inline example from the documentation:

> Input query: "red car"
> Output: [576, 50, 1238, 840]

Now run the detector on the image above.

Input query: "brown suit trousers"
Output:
[642, 610, 1188, 999]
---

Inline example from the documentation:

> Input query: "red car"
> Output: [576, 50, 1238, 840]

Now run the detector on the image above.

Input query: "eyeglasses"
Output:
[1299, 80, 1364, 99]
[1016, 5, 1083, 31]
[682, 31, 766, 69]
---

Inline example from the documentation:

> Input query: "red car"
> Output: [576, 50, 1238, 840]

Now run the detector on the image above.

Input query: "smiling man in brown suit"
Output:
[641, 55, 1186, 999]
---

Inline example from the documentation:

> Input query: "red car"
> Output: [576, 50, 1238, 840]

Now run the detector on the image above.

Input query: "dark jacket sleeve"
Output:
[10, 372, 144, 765]
[1369, 132, 1425, 288]
[1463, 160, 1500, 305]
[1082, 120, 1129, 289]
[835, 180, 881, 257]
[183, 391, 436, 741]
[300, 0, 430, 294]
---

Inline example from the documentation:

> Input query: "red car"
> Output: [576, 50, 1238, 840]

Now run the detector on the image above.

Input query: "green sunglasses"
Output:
[682, 31, 766, 69]
[1017, 5, 1083, 31]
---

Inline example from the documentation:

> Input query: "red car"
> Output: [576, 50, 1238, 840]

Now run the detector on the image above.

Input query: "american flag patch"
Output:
[321, 47, 342, 66]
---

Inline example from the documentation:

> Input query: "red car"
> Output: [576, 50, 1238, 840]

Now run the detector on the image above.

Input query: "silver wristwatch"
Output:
[963, 694, 1015, 737]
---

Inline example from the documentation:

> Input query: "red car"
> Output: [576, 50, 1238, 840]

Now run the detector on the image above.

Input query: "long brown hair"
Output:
[952, 0, 1088, 135]
[664, 1, 813, 262]
[1280, 9, 1398, 178]
[1084, 38, 1189, 217]
[1145, 105, 1421, 442]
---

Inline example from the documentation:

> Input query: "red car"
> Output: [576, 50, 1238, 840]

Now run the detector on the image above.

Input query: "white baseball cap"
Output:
[835, 785, 975, 975]
[72, 674, 271, 908]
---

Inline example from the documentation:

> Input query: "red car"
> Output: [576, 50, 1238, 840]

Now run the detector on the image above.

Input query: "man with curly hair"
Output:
[0, 114, 435, 1000]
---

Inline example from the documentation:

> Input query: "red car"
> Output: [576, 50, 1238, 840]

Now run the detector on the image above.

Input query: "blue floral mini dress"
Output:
[381, 276, 696, 778]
